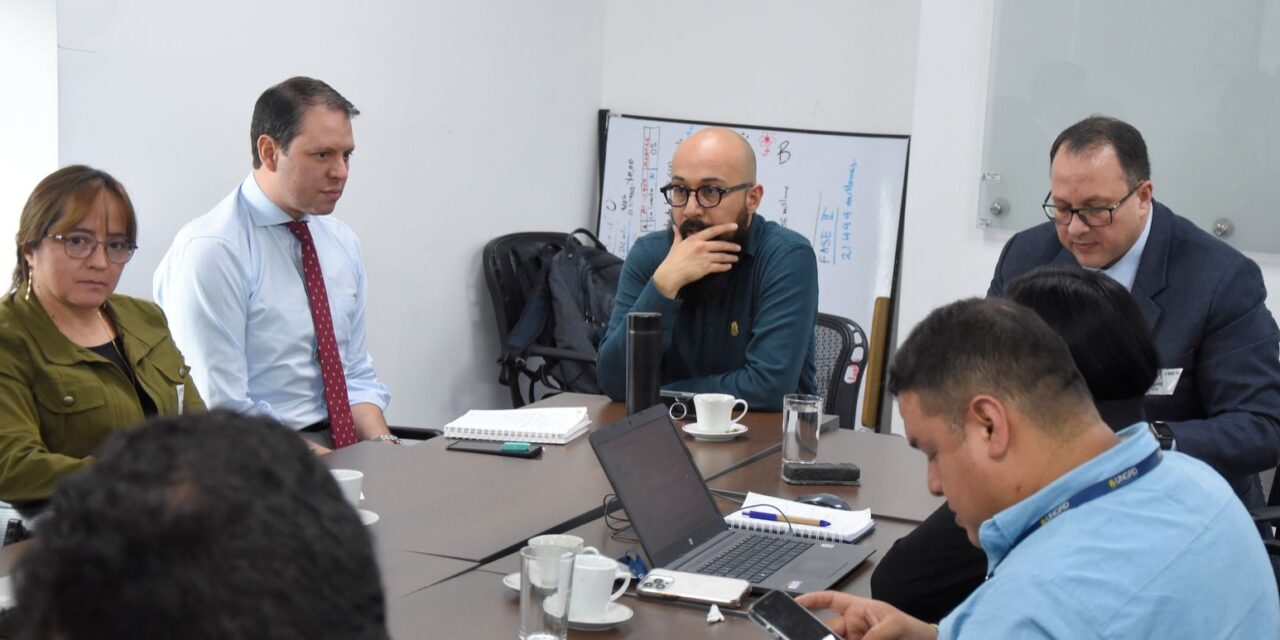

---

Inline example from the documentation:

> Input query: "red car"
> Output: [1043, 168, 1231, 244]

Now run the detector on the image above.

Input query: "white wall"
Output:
[602, 0, 920, 136]
[1, 1, 59, 287]
[57, 0, 607, 428]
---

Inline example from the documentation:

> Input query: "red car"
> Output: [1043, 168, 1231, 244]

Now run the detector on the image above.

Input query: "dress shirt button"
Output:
[62, 395, 74, 406]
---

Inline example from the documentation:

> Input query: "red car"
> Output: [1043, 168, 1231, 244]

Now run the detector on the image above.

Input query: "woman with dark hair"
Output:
[869, 266, 1160, 622]
[0, 166, 203, 518]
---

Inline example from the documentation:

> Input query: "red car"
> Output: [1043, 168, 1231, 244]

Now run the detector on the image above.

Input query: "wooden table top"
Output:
[324, 394, 793, 562]
[397, 511, 917, 638]
[0, 394, 937, 639]
[708, 429, 944, 523]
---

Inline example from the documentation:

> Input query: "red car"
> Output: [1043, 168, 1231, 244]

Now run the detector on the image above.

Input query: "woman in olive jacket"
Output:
[0, 166, 203, 515]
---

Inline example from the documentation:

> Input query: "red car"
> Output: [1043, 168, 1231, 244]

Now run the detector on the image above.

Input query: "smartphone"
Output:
[748, 590, 839, 640]
[445, 440, 543, 459]
[660, 390, 698, 420]
[636, 568, 750, 608]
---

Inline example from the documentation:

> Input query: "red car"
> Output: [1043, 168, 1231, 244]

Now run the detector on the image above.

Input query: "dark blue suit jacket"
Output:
[989, 202, 1280, 508]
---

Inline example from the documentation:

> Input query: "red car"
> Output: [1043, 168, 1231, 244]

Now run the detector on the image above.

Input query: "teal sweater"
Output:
[596, 215, 818, 411]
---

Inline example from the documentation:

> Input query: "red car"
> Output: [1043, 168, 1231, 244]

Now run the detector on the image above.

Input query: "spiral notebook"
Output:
[442, 407, 590, 444]
[725, 492, 875, 543]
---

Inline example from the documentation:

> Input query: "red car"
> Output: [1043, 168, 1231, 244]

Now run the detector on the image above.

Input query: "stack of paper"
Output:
[442, 407, 590, 445]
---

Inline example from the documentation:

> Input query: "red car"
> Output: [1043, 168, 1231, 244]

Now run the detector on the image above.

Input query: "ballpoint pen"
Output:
[743, 511, 830, 527]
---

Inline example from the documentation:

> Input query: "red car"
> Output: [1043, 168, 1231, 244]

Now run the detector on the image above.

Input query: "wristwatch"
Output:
[371, 434, 402, 445]
[1148, 421, 1175, 451]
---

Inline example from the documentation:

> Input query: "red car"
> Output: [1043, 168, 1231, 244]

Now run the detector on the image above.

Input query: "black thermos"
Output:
[625, 312, 662, 415]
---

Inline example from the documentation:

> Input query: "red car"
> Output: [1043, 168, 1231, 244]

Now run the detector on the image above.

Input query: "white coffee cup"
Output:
[528, 534, 600, 557]
[526, 534, 599, 590]
[569, 554, 631, 620]
[693, 393, 749, 432]
[330, 469, 363, 509]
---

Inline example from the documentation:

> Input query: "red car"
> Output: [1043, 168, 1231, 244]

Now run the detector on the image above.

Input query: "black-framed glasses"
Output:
[47, 232, 137, 264]
[659, 182, 752, 208]
[1041, 181, 1145, 228]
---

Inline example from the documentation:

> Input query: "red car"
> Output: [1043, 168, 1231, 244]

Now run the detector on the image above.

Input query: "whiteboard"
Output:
[596, 112, 910, 337]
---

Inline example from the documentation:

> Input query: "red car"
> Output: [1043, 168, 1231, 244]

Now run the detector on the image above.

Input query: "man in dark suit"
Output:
[989, 115, 1280, 510]
[872, 115, 1280, 622]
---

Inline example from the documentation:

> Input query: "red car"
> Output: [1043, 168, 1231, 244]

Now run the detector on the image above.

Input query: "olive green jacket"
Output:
[0, 292, 204, 502]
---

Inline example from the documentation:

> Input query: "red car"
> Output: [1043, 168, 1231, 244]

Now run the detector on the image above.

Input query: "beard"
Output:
[671, 206, 752, 304]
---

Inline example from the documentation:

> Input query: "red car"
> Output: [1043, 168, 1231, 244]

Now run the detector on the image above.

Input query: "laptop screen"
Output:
[590, 405, 729, 568]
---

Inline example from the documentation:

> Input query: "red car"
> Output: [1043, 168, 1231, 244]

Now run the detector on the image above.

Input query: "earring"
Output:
[24, 275, 32, 301]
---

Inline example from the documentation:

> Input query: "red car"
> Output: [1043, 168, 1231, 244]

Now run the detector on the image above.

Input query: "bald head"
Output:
[674, 127, 757, 184]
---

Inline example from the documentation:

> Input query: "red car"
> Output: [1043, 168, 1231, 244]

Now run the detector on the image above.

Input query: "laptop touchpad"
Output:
[787, 557, 843, 578]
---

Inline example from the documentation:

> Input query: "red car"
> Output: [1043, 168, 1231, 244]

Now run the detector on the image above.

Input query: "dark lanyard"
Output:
[989, 448, 1162, 578]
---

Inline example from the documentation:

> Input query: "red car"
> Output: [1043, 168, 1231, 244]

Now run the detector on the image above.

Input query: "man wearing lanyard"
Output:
[798, 298, 1277, 638]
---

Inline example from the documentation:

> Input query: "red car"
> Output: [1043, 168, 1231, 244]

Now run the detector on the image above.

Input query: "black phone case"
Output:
[781, 461, 860, 485]
[445, 440, 543, 459]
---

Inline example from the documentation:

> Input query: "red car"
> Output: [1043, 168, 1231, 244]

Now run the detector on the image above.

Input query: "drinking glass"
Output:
[781, 394, 823, 465]
[519, 545, 574, 639]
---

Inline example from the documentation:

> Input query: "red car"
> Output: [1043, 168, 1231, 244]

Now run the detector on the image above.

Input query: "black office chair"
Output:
[1251, 466, 1280, 554]
[813, 313, 868, 429]
[482, 232, 597, 407]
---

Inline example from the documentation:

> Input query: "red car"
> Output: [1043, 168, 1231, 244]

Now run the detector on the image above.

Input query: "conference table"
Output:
[0, 393, 936, 639]
[317, 393, 940, 638]
[325, 393, 794, 563]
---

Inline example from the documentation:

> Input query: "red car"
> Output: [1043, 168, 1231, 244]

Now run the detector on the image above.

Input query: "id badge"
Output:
[1146, 368, 1183, 396]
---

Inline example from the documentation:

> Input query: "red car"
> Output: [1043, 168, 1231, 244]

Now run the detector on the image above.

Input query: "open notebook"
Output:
[442, 407, 590, 444]
[725, 492, 875, 543]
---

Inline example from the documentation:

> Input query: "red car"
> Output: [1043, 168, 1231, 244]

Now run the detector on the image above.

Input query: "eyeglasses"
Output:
[47, 232, 137, 264]
[659, 182, 752, 208]
[1041, 181, 1145, 228]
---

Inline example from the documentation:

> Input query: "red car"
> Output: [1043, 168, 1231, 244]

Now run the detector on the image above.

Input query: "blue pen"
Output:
[744, 510, 830, 527]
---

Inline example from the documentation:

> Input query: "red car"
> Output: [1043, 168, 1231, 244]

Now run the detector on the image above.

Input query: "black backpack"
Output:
[500, 228, 623, 398]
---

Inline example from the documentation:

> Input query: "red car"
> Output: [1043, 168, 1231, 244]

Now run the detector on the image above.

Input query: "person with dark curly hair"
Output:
[11, 410, 387, 640]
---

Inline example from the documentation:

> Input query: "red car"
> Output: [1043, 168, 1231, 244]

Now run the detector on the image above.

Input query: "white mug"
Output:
[528, 534, 599, 557]
[526, 535, 598, 590]
[569, 554, 632, 620]
[330, 469, 363, 509]
[694, 393, 749, 432]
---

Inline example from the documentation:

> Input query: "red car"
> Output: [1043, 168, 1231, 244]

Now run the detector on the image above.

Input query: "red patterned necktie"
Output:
[286, 221, 358, 448]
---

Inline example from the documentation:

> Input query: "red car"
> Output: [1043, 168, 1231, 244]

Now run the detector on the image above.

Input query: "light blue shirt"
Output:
[938, 423, 1278, 638]
[1097, 204, 1153, 290]
[154, 175, 390, 429]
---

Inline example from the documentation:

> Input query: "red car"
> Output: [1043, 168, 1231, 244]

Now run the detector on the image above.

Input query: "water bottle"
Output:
[625, 312, 662, 415]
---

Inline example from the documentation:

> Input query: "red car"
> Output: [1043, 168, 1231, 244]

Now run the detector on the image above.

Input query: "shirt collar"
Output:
[743, 212, 768, 258]
[1094, 207, 1153, 291]
[977, 422, 1155, 574]
[242, 173, 307, 228]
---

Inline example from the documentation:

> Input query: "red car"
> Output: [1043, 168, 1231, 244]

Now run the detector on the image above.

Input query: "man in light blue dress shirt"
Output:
[798, 298, 1278, 639]
[155, 77, 393, 451]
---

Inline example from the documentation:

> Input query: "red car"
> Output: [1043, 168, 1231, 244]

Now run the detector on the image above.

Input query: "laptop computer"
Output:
[589, 405, 873, 594]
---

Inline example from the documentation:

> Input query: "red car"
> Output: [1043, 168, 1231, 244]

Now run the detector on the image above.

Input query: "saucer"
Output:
[682, 423, 748, 442]
[503, 568, 630, 592]
[569, 602, 634, 631]
[358, 509, 379, 526]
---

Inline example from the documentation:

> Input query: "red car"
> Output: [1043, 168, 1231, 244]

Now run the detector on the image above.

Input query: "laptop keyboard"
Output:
[695, 534, 813, 583]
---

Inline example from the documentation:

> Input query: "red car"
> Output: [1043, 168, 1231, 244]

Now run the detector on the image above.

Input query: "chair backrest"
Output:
[482, 232, 569, 405]
[1262, 466, 1280, 507]
[814, 313, 868, 429]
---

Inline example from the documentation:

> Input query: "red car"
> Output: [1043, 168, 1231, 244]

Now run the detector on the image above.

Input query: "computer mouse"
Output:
[795, 492, 852, 511]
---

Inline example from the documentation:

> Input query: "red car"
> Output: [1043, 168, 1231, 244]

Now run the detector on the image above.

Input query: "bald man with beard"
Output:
[596, 127, 818, 411]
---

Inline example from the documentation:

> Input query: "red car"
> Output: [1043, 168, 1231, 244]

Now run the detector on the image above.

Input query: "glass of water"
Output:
[781, 394, 823, 465]
[519, 545, 574, 640]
